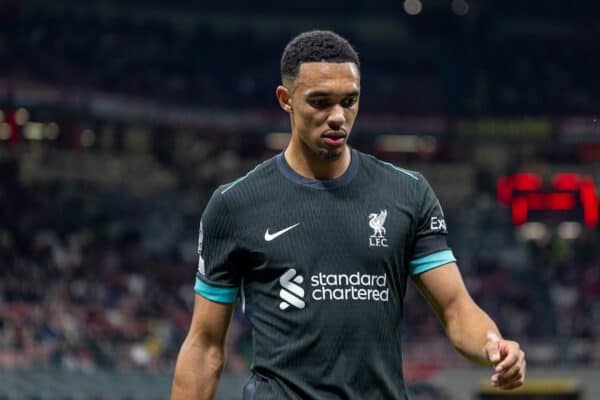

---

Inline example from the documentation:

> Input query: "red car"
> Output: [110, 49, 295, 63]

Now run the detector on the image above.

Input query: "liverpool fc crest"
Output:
[369, 209, 388, 247]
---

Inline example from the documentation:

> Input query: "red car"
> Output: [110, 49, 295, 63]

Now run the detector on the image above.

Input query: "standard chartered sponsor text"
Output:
[310, 272, 389, 302]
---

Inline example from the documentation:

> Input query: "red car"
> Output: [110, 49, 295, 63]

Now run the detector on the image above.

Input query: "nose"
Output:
[327, 104, 345, 129]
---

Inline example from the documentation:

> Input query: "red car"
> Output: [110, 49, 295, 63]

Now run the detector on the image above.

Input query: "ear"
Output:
[276, 85, 293, 113]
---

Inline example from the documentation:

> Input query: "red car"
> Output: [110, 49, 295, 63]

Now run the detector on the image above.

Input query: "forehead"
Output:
[293, 62, 360, 94]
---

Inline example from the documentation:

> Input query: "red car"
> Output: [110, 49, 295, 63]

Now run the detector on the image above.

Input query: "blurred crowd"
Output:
[1, 2, 599, 114]
[1, 158, 598, 375]
[0, 182, 197, 372]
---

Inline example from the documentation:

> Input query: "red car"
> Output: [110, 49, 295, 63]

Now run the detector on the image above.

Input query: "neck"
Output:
[284, 142, 351, 180]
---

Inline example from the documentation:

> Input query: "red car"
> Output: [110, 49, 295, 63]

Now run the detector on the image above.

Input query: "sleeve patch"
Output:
[195, 277, 238, 304]
[409, 249, 456, 276]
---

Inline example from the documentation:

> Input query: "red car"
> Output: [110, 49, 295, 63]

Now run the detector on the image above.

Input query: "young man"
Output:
[171, 30, 526, 399]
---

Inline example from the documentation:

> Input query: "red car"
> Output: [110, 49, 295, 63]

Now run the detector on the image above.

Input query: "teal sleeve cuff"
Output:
[194, 277, 239, 304]
[409, 249, 456, 276]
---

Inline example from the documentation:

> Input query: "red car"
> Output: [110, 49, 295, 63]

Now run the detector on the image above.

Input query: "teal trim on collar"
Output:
[221, 162, 264, 194]
[195, 277, 238, 304]
[366, 154, 419, 180]
[409, 249, 456, 276]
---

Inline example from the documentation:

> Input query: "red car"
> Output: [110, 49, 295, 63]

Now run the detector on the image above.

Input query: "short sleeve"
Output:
[194, 190, 240, 303]
[409, 175, 456, 276]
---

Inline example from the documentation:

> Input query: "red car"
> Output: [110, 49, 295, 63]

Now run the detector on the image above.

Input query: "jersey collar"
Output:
[276, 148, 360, 190]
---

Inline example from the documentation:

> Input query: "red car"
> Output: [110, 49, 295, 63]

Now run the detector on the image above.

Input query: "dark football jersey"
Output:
[195, 148, 456, 400]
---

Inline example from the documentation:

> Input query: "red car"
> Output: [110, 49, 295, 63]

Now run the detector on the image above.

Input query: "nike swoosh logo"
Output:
[264, 223, 300, 241]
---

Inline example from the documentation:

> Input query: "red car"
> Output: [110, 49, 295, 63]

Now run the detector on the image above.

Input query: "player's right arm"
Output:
[170, 294, 235, 400]
[171, 188, 241, 400]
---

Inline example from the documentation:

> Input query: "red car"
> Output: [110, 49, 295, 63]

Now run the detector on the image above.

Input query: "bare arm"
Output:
[170, 294, 236, 400]
[412, 262, 526, 389]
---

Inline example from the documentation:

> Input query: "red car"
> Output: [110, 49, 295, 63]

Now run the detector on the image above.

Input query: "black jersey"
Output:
[195, 149, 456, 400]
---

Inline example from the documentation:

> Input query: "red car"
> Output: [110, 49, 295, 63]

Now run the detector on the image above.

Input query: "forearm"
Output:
[414, 264, 525, 388]
[444, 300, 500, 365]
[170, 337, 225, 400]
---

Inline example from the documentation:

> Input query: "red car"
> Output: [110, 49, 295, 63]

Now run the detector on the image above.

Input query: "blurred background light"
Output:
[23, 122, 44, 141]
[451, 0, 469, 16]
[403, 0, 422, 15]
[516, 222, 549, 242]
[80, 129, 96, 147]
[14, 107, 29, 126]
[557, 221, 582, 240]
[265, 132, 291, 151]
[0, 123, 11, 140]
[374, 134, 437, 153]
[45, 122, 60, 140]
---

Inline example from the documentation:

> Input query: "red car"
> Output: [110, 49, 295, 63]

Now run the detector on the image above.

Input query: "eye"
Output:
[341, 95, 358, 108]
[308, 98, 330, 109]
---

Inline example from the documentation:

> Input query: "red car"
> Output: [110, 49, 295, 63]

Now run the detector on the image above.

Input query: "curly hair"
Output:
[280, 30, 360, 84]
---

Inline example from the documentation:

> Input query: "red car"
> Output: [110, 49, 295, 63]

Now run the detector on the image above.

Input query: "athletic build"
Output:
[171, 30, 526, 399]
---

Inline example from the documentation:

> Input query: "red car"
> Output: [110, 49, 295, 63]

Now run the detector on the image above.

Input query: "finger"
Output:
[496, 362, 522, 385]
[499, 379, 524, 390]
[499, 339, 518, 358]
[499, 370, 526, 391]
[497, 352, 526, 388]
[485, 343, 501, 364]
[495, 344, 519, 371]
[491, 373, 500, 387]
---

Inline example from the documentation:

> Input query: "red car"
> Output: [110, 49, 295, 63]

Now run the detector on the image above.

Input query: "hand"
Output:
[483, 332, 526, 390]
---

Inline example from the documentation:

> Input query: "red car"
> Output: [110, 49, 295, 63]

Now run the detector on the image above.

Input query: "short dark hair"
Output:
[280, 30, 360, 84]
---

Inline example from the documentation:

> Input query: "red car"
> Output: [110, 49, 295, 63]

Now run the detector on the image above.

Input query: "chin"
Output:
[317, 148, 343, 161]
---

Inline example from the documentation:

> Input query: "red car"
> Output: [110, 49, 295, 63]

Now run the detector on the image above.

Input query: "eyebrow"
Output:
[306, 90, 360, 97]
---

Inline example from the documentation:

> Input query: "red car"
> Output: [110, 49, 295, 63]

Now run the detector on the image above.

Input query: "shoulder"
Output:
[215, 155, 279, 201]
[357, 150, 426, 188]
[202, 157, 277, 224]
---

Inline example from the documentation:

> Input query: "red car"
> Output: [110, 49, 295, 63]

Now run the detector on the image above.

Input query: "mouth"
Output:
[321, 130, 347, 147]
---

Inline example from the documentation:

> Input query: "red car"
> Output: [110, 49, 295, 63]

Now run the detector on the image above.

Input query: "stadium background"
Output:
[1, 0, 599, 398]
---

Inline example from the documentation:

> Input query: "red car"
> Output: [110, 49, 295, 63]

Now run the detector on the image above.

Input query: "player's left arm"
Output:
[412, 262, 526, 389]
